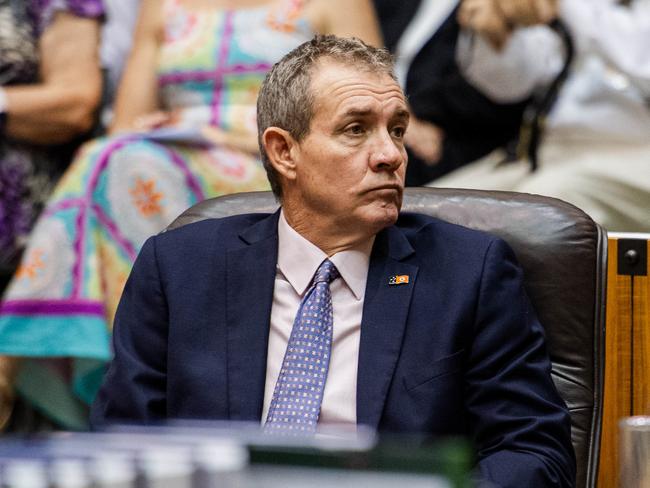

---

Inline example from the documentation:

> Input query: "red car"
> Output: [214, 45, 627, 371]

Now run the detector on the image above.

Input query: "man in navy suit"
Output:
[91, 35, 575, 487]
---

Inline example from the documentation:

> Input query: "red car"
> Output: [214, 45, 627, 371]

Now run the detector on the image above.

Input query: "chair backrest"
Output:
[167, 187, 607, 488]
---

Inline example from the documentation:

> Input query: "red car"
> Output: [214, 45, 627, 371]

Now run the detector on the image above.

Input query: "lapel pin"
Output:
[389, 275, 409, 286]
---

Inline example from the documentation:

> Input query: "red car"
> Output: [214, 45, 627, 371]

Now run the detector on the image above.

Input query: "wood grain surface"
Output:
[632, 240, 650, 415]
[598, 236, 649, 488]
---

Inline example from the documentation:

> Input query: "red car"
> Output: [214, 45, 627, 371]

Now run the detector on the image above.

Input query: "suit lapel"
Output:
[357, 225, 418, 428]
[226, 212, 279, 422]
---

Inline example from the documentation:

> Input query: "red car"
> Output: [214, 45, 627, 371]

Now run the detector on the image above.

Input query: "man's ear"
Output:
[262, 127, 298, 182]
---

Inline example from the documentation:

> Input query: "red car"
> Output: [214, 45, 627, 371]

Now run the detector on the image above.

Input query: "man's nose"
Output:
[369, 132, 404, 172]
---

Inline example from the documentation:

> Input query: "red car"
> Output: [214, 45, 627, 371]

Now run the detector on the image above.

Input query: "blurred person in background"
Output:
[98, 0, 140, 126]
[373, 0, 530, 186]
[0, 0, 102, 290]
[0, 0, 103, 430]
[0, 0, 382, 431]
[431, 0, 650, 232]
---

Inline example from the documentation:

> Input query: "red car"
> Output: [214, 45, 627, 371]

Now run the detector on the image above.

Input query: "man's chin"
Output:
[364, 203, 401, 232]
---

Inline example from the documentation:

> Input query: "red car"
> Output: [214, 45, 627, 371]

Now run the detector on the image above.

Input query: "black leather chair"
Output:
[167, 187, 607, 488]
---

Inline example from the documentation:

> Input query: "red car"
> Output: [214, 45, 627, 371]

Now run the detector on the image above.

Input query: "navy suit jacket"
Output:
[91, 211, 575, 487]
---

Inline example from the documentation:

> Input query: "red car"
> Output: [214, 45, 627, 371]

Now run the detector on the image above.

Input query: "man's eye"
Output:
[345, 124, 365, 135]
[391, 126, 406, 138]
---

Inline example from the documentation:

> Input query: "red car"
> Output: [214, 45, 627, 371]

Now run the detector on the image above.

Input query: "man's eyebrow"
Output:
[393, 109, 410, 121]
[340, 108, 411, 120]
[341, 108, 373, 118]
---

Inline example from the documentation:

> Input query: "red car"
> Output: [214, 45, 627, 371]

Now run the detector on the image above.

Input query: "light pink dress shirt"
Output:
[261, 211, 374, 428]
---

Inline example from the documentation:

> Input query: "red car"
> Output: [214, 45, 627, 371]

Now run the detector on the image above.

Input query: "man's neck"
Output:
[281, 206, 377, 257]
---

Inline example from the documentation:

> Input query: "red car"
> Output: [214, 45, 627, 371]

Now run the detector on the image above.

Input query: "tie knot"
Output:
[313, 259, 339, 284]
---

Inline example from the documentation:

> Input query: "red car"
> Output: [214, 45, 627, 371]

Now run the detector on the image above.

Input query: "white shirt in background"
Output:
[457, 0, 650, 143]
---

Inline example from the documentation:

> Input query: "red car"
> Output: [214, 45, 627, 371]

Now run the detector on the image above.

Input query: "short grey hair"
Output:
[257, 35, 396, 199]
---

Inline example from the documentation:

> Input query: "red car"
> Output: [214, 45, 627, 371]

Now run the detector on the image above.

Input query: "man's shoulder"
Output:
[153, 212, 275, 252]
[164, 212, 272, 234]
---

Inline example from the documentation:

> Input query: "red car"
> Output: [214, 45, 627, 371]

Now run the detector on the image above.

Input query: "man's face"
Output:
[290, 60, 409, 237]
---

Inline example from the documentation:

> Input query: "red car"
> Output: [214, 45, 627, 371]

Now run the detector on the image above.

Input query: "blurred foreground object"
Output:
[0, 423, 473, 488]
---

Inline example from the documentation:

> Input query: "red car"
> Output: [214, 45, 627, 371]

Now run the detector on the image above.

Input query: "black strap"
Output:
[517, 19, 575, 171]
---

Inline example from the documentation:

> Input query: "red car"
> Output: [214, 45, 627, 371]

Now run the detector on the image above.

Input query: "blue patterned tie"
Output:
[264, 259, 340, 434]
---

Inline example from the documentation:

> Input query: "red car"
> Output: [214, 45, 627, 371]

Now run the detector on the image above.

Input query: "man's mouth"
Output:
[369, 184, 402, 192]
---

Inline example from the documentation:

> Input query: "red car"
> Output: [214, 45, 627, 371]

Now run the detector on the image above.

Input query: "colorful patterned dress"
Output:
[0, 0, 313, 429]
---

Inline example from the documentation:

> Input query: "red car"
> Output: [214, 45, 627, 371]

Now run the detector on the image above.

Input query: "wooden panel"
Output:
[632, 241, 650, 415]
[598, 237, 633, 488]
[598, 236, 650, 488]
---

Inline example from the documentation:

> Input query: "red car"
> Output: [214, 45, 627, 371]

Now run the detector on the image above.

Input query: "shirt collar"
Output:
[277, 209, 374, 300]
